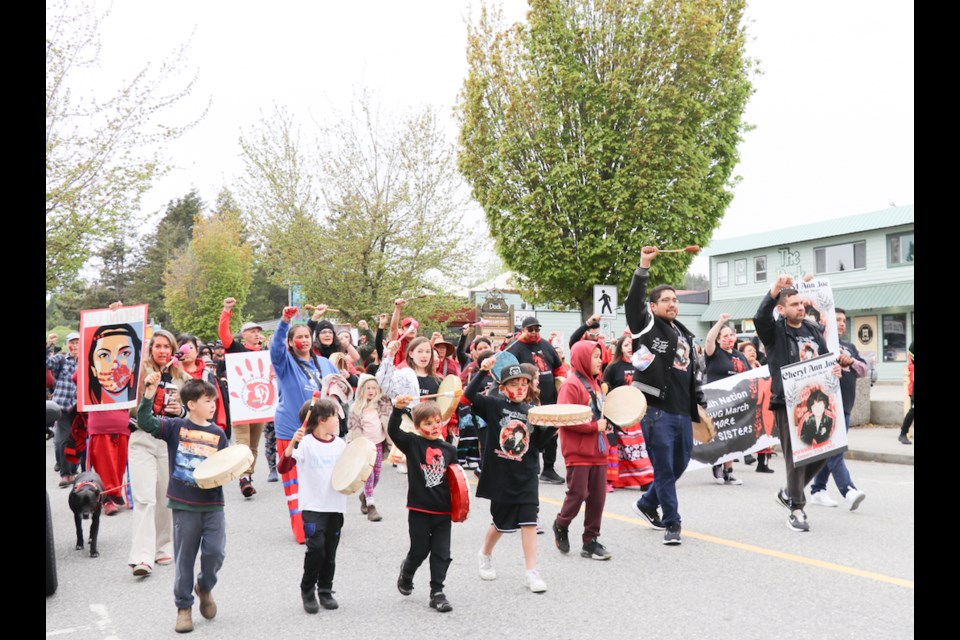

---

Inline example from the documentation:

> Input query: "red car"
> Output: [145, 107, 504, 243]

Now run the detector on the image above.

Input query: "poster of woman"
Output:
[78, 304, 148, 412]
[780, 353, 847, 466]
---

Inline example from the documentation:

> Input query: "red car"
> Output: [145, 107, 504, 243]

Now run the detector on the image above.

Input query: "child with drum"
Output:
[553, 341, 614, 561]
[464, 359, 555, 593]
[278, 397, 347, 614]
[347, 374, 391, 521]
[138, 373, 228, 634]
[388, 397, 458, 613]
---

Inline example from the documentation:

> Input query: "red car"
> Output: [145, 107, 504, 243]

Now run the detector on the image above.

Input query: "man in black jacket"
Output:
[754, 274, 842, 533]
[625, 246, 706, 546]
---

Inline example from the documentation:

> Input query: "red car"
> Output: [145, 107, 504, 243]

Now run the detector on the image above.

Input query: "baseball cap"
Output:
[499, 364, 532, 385]
[240, 321, 263, 333]
[521, 316, 541, 329]
[66, 332, 80, 342]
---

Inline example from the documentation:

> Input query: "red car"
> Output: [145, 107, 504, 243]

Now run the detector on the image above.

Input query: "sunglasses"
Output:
[526, 327, 541, 333]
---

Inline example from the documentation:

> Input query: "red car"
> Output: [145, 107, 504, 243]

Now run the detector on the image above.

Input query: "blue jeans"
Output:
[811, 412, 855, 496]
[637, 408, 693, 527]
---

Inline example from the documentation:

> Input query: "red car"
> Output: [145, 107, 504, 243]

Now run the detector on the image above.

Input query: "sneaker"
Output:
[478, 550, 496, 580]
[631, 500, 665, 530]
[103, 500, 119, 516]
[540, 467, 565, 484]
[524, 569, 547, 593]
[898, 433, 912, 445]
[58, 476, 75, 488]
[787, 509, 810, 532]
[581, 537, 612, 560]
[606, 482, 615, 493]
[301, 588, 320, 614]
[175, 607, 193, 633]
[723, 469, 743, 486]
[54, 462, 61, 472]
[132, 562, 152, 577]
[194, 584, 217, 619]
[712, 464, 725, 485]
[536, 517, 544, 535]
[366, 504, 382, 522]
[359, 493, 368, 515]
[397, 562, 414, 596]
[810, 490, 839, 508]
[552, 519, 570, 553]
[239, 476, 256, 497]
[744, 454, 757, 465]
[775, 488, 792, 511]
[317, 590, 339, 610]
[663, 523, 682, 545]
[429, 592, 453, 613]
[844, 488, 866, 511]
[155, 556, 173, 566]
[267, 468, 279, 482]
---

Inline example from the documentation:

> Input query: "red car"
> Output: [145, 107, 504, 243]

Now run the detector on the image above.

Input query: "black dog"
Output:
[68, 470, 103, 558]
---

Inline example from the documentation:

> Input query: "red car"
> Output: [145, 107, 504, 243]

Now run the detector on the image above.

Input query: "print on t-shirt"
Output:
[172, 427, 220, 486]
[796, 337, 820, 361]
[673, 334, 691, 371]
[496, 418, 530, 461]
[421, 446, 447, 488]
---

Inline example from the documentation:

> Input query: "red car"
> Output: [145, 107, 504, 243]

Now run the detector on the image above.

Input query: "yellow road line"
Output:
[537, 496, 914, 589]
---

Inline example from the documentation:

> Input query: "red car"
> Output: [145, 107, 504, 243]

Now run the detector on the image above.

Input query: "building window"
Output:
[734, 259, 747, 285]
[882, 313, 907, 363]
[716, 261, 729, 287]
[887, 232, 914, 266]
[754, 256, 767, 282]
[815, 241, 866, 274]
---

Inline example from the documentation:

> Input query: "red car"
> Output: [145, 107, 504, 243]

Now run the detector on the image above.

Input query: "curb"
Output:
[845, 449, 914, 466]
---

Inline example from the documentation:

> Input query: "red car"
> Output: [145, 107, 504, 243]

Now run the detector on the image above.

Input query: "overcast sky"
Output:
[68, 0, 914, 277]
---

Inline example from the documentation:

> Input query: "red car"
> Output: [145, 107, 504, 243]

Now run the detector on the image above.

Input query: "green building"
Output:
[700, 205, 913, 382]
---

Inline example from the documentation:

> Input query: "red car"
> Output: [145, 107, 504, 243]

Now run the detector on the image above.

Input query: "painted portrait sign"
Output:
[780, 353, 847, 466]
[78, 305, 148, 412]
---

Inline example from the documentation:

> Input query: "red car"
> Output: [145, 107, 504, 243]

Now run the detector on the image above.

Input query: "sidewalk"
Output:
[845, 425, 914, 465]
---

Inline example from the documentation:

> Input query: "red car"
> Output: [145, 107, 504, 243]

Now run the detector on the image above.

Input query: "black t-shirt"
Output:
[417, 375, 440, 398]
[602, 359, 635, 391]
[704, 347, 750, 384]
[663, 325, 693, 415]
[785, 323, 825, 363]
[387, 408, 458, 514]
[465, 372, 550, 504]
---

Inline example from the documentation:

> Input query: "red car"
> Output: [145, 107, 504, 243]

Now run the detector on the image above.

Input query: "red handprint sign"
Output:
[224, 351, 279, 424]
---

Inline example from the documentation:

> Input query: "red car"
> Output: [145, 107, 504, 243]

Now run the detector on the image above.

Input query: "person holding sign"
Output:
[754, 275, 841, 533]
[703, 313, 749, 486]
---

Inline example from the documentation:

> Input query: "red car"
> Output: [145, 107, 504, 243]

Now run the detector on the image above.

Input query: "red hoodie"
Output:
[556, 341, 606, 466]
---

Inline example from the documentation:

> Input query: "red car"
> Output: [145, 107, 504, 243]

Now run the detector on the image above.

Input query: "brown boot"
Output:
[367, 504, 382, 522]
[359, 493, 368, 514]
[175, 608, 193, 633]
[195, 584, 217, 620]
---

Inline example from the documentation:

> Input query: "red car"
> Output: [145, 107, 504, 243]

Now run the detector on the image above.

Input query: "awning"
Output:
[700, 282, 914, 322]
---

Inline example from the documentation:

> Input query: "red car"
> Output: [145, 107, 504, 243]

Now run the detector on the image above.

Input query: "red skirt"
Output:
[612, 423, 654, 488]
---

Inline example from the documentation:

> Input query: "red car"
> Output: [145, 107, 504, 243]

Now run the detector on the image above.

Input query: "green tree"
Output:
[684, 271, 709, 291]
[128, 190, 204, 327]
[239, 97, 477, 325]
[164, 205, 254, 340]
[46, 0, 204, 291]
[458, 0, 755, 321]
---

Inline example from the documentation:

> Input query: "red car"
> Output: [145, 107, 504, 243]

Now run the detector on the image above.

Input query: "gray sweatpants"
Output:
[173, 509, 226, 609]
[774, 408, 828, 509]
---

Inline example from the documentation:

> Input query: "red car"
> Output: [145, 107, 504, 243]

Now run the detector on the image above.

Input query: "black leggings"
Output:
[403, 511, 451, 594]
[900, 395, 914, 436]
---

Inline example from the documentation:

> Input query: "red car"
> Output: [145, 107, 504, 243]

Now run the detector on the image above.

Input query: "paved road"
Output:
[45, 439, 914, 639]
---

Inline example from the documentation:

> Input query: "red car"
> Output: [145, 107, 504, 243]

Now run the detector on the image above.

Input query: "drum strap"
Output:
[573, 372, 603, 421]
[293, 354, 324, 391]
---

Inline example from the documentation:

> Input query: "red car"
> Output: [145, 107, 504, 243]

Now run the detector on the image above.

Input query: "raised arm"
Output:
[704, 313, 731, 358]
[624, 246, 658, 337]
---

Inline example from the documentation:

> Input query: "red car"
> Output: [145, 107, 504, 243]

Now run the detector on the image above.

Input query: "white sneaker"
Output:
[845, 488, 866, 511]
[397, 464, 408, 475]
[810, 490, 839, 508]
[524, 569, 547, 593]
[478, 551, 496, 581]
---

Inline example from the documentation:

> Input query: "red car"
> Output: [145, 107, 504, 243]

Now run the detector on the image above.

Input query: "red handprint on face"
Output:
[230, 356, 277, 412]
